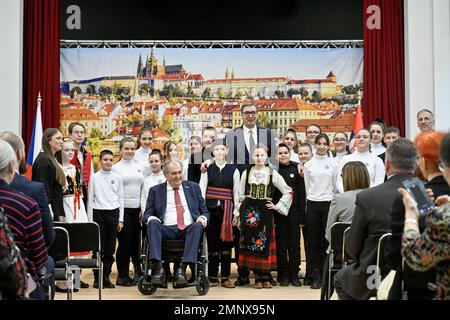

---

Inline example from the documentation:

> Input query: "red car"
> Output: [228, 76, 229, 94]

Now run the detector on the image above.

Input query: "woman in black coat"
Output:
[32, 128, 66, 221]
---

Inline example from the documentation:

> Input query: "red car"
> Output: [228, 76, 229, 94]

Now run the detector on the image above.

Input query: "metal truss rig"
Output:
[60, 40, 364, 49]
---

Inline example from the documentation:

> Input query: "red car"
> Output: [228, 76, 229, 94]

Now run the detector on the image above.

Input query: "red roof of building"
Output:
[290, 114, 354, 132]
[60, 108, 100, 121]
[207, 77, 289, 83]
[187, 74, 204, 81]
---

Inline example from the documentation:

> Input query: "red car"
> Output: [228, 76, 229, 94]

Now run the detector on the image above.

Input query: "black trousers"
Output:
[116, 207, 141, 277]
[92, 208, 119, 279]
[207, 206, 233, 279]
[302, 226, 312, 280]
[305, 200, 330, 277]
[275, 215, 300, 279]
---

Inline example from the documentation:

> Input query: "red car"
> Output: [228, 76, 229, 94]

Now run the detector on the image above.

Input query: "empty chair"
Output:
[376, 232, 392, 299]
[321, 222, 351, 300]
[54, 222, 103, 300]
[48, 226, 73, 300]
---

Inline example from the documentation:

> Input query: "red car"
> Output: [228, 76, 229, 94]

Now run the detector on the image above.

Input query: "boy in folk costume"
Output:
[199, 139, 240, 288]
[234, 144, 292, 289]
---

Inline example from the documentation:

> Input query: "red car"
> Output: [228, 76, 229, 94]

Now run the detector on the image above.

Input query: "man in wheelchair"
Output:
[144, 159, 209, 287]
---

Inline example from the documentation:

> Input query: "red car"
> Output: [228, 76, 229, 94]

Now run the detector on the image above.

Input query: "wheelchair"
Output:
[137, 231, 209, 296]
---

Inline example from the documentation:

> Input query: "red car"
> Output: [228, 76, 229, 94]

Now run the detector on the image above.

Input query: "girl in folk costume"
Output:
[199, 139, 240, 288]
[234, 144, 292, 289]
[57, 138, 88, 223]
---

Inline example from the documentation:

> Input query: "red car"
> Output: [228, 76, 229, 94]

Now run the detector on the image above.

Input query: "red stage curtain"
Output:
[363, 0, 405, 135]
[22, 0, 60, 151]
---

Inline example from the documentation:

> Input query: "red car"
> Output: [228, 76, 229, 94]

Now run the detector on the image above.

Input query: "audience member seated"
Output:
[333, 139, 417, 300]
[0, 131, 56, 298]
[0, 140, 48, 299]
[398, 131, 450, 300]
[322, 161, 370, 298]
[144, 160, 208, 287]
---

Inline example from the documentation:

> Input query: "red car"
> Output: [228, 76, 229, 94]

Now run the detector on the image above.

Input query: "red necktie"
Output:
[173, 187, 185, 230]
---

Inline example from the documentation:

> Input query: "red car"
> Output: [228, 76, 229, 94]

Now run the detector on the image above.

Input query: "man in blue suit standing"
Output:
[144, 159, 209, 286]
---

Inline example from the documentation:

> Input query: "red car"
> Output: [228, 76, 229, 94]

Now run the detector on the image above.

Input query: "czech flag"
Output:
[349, 105, 364, 152]
[24, 93, 43, 179]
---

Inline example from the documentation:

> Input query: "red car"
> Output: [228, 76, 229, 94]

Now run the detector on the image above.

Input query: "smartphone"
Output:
[402, 177, 435, 216]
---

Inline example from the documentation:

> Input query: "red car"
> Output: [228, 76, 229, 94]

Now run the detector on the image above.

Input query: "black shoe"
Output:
[150, 268, 166, 286]
[79, 280, 89, 289]
[303, 277, 313, 286]
[290, 276, 302, 287]
[234, 276, 250, 286]
[209, 277, 219, 287]
[279, 277, 289, 287]
[93, 279, 99, 289]
[175, 267, 188, 286]
[269, 276, 277, 286]
[116, 277, 133, 287]
[103, 278, 116, 289]
[310, 269, 321, 289]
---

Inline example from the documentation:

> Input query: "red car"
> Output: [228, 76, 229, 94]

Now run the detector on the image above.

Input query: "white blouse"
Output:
[140, 171, 166, 212]
[235, 166, 293, 217]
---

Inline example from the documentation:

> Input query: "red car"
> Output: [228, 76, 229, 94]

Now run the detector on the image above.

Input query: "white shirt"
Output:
[141, 171, 166, 212]
[290, 149, 300, 163]
[199, 162, 241, 208]
[112, 159, 144, 209]
[333, 151, 348, 168]
[134, 147, 152, 177]
[163, 184, 194, 227]
[304, 154, 337, 202]
[87, 170, 125, 222]
[336, 150, 386, 193]
[370, 143, 387, 156]
[243, 125, 257, 152]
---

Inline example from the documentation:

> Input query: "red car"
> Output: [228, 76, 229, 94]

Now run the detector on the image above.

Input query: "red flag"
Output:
[349, 106, 364, 152]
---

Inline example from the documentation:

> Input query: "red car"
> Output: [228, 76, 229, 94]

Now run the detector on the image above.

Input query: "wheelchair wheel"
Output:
[196, 274, 209, 296]
[137, 276, 157, 295]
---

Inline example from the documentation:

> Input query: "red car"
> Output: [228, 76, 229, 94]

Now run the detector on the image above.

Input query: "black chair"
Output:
[48, 226, 73, 300]
[322, 222, 351, 300]
[54, 222, 103, 300]
[375, 232, 392, 299]
[138, 232, 209, 296]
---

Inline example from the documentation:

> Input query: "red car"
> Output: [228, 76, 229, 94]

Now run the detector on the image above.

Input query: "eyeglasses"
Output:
[437, 160, 445, 172]
[334, 138, 347, 142]
[242, 111, 257, 116]
[307, 130, 320, 135]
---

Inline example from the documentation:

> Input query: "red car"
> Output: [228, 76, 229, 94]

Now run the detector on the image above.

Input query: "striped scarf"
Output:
[206, 186, 234, 242]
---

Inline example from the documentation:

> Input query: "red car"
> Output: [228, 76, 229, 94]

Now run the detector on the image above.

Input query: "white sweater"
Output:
[87, 170, 124, 222]
[304, 154, 337, 202]
[141, 171, 166, 212]
[370, 143, 387, 156]
[134, 147, 152, 177]
[112, 159, 144, 209]
[336, 150, 385, 193]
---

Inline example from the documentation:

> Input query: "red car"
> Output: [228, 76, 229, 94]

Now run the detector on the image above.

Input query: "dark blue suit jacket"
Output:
[10, 173, 55, 247]
[143, 181, 209, 224]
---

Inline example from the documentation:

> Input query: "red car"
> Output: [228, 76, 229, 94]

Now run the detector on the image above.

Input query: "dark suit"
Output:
[144, 181, 209, 263]
[32, 153, 64, 220]
[225, 125, 277, 174]
[334, 173, 411, 300]
[10, 173, 55, 247]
